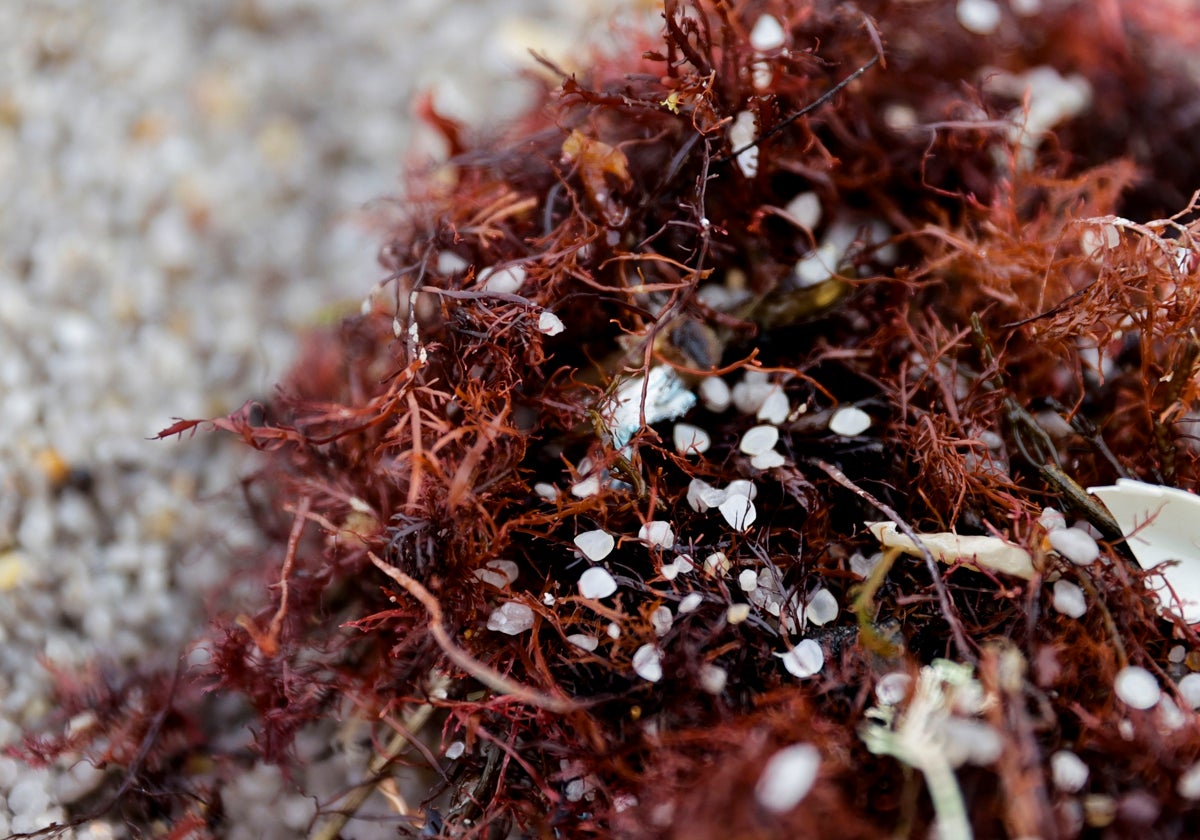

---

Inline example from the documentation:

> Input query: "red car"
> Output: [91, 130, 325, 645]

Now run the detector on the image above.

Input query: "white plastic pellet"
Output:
[574, 529, 615, 562]
[956, 0, 1002, 34]
[738, 569, 758, 593]
[445, 741, 467, 760]
[651, 605, 674, 636]
[678, 592, 703, 613]
[673, 423, 711, 455]
[1178, 673, 1200, 709]
[7, 778, 50, 817]
[1048, 526, 1100, 566]
[1051, 579, 1087, 618]
[1050, 750, 1089, 792]
[727, 603, 751, 624]
[1169, 645, 1187, 664]
[777, 639, 824, 678]
[479, 264, 525, 293]
[1114, 666, 1161, 709]
[739, 424, 779, 456]
[699, 376, 732, 412]
[632, 644, 664, 682]
[639, 520, 676, 549]
[785, 191, 822, 230]
[487, 602, 535, 635]
[567, 633, 599, 652]
[538, 310, 565, 335]
[720, 494, 757, 531]
[578, 567, 618, 599]
[801, 588, 839, 626]
[755, 743, 820, 813]
[1179, 763, 1200, 800]
[829, 406, 872, 437]
[748, 14, 786, 51]
[699, 663, 728, 694]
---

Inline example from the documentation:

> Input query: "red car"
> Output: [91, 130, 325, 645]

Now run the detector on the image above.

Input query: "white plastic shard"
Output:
[573, 529, 615, 562]
[739, 424, 779, 456]
[578, 566, 618, 599]
[720, 493, 757, 531]
[567, 634, 599, 652]
[756, 386, 790, 425]
[1088, 479, 1200, 624]
[537, 310, 565, 335]
[729, 111, 758, 177]
[686, 478, 726, 512]
[639, 520, 676, 549]
[632, 644, 664, 682]
[755, 743, 820, 813]
[867, 521, 1036, 579]
[487, 601, 535, 635]
[601, 366, 697, 449]
[829, 406, 872, 437]
[801, 588, 839, 627]
[777, 639, 824, 678]
[748, 14, 786, 51]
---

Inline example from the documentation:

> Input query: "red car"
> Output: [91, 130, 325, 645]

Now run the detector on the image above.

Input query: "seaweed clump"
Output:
[16, 1, 1200, 837]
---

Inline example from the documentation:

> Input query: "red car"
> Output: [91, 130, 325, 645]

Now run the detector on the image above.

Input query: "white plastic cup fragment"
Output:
[754, 743, 820, 813]
[1088, 479, 1200, 623]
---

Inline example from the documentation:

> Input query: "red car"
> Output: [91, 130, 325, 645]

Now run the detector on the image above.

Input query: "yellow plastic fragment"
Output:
[867, 522, 1036, 580]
